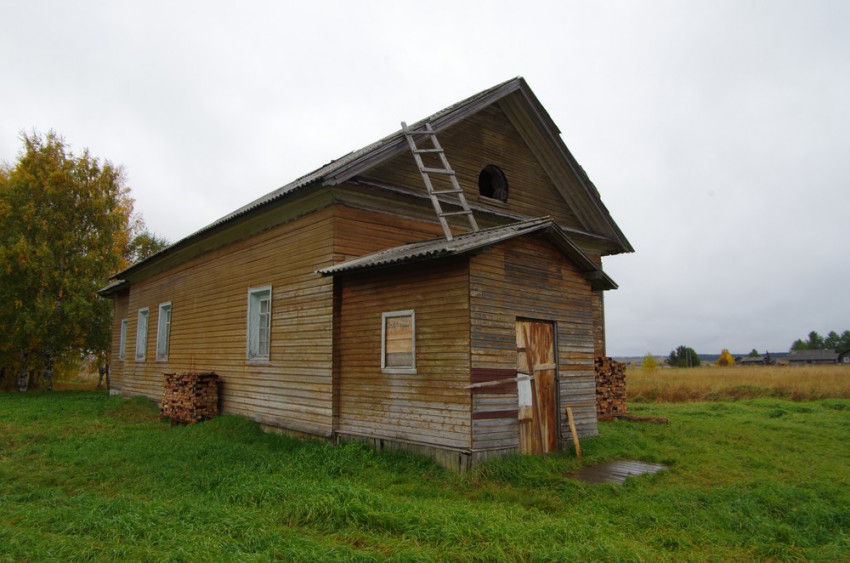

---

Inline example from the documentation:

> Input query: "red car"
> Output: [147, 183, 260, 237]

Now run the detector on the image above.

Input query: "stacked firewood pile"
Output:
[595, 357, 627, 416]
[161, 372, 219, 424]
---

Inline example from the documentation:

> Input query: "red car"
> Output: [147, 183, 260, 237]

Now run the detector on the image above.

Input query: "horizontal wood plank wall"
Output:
[335, 257, 472, 450]
[362, 105, 584, 231]
[592, 291, 606, 358]
[115, 208, 336, 436]
[469, 234, 598, 451]
[332, 204, 445, 261]
[109, 291, 130, 389]
[587, 253, 606, 358]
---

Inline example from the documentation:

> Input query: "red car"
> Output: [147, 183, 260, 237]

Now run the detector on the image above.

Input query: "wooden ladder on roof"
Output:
[401, 121, 479, 241]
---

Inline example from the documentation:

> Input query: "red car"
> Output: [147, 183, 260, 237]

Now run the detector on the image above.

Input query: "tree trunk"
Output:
[97, 364, 110, 390]
[17, 349, 29, 392]
[43, 349, 55, 391]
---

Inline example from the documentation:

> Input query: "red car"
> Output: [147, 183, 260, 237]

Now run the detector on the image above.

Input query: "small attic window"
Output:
[478, 165, 509, 203]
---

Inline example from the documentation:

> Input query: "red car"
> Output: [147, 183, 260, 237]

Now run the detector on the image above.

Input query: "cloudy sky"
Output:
[2, 1, 848, 357]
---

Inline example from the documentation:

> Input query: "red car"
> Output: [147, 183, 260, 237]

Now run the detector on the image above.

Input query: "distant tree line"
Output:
[1, 131, 168, 391]
[668, 345, 701, 368]
[791, 330, 850, 352]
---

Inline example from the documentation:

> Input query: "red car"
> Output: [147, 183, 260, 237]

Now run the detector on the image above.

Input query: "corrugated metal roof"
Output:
[318, 217, 618, 290]
[192, 77, 524, 229]
[110, 78, 525, 282]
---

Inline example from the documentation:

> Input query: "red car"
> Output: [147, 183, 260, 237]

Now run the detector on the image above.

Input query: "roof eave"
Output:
[97, 279, 129, 297]
[319, 217, 619, 290]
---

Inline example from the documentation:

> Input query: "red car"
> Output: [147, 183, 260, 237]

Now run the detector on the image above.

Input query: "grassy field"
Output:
[628, 364, 850, 403]
[1, 390, 849, 561]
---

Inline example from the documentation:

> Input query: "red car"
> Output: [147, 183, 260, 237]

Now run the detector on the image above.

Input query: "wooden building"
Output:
[100, 77, 633, 470]
[787, 350, 840, 365]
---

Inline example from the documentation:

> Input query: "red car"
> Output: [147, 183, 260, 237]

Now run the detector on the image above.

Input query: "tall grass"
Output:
[1, 391, 848, 560]
[628, 364, 850, 403]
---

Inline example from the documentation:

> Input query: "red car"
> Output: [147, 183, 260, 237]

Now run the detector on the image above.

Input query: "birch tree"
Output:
[0, 131, 134, 390]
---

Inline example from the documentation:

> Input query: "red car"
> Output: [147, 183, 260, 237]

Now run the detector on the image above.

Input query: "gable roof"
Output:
[318, 216, 617, 291]
[787, 350, 839, 362]
[110, 77, 631, 284]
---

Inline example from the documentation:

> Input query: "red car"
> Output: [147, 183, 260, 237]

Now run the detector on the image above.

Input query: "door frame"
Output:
[516, 317, 562, 452]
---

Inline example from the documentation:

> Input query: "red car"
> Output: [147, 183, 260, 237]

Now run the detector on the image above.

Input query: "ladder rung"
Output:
[431, 189, 463, 195]
[439, 210, 473, 217]
[406, 129, 434, 136]
[412, 148, 443, 154]
[422, 167, 455, 175]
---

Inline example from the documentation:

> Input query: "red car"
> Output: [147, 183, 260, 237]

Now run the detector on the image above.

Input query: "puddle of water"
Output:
[567, 460, 668, 484]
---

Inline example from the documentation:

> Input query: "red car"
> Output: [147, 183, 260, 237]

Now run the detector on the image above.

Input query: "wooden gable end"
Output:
[359, 104, 585, 232]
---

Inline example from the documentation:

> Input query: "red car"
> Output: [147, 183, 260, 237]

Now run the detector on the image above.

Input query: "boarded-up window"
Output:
[382, 310, 415, 373]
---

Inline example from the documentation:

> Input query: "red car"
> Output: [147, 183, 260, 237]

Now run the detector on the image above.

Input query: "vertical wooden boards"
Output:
[470, 234, 598, 451]
[335, 256, 472, 450]
[113, 208, 336, 436]
[516, 320, 558, 454]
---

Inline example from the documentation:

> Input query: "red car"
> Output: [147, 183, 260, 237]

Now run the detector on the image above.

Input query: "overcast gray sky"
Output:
[2, 1, 848, 357]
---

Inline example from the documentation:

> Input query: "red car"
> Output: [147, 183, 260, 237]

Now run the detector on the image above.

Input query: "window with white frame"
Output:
[382, 310, 415, 373]
[156, 302, 172, 362]
[135, 308, 149, 362]
[247, 286, 272, 361]
[119, 319, 128, 360]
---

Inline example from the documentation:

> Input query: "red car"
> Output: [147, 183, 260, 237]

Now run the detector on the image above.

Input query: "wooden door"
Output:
[516, 320, 559, 454]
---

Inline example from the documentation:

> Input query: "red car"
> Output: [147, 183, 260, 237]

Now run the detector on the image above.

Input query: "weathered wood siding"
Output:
[332, 204, 445, 261]
[114, 208, 336, 436]
[469, 234, 598, 451]
[587, 253, 606, 358]
[363, 105, 584, 231]
[108, 290, 130, 389]
[335, 257, 472, 449]
[592, 291, 606, 358]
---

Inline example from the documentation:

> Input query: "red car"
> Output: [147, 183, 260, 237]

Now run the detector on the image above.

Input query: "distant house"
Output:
[738, 352, 777, 366]
[98, 77, 632, 470]
[787, 350, 839, 365]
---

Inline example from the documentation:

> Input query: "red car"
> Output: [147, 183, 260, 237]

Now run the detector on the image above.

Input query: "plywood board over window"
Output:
[382, 310, 415, 374]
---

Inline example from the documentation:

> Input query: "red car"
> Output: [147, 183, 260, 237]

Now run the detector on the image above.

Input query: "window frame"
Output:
[118, 319, 128, 361]
[477, 164, 509, 204]
[381, 309, 416, 374]
[156, 302, 172, 362]
[246, 286, 272, 362]
[135, 308, 149, 362]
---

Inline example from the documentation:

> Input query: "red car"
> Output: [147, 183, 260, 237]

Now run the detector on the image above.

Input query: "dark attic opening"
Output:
[478, 164, 509, 202]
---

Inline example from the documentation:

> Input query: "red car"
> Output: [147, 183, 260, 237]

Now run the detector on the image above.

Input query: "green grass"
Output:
[1, 392, 848, 561]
